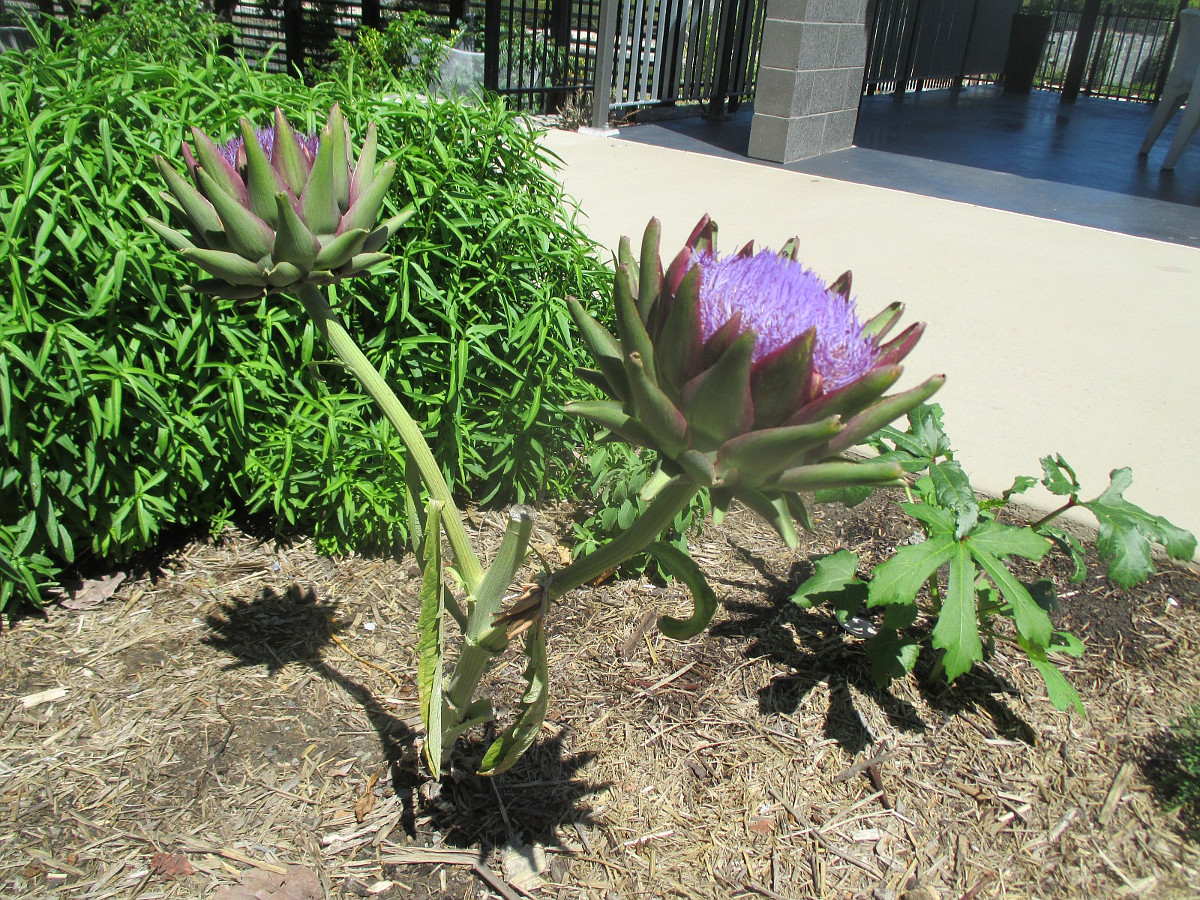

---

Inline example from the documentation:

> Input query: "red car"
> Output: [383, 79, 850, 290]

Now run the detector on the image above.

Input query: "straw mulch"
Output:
[3, 492, 1199, 899]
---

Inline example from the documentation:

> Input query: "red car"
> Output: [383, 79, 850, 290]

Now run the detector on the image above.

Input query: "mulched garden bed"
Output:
[3, 491, 1198, 898]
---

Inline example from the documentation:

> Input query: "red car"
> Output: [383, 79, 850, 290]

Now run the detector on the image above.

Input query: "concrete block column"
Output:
[748, 0, 868, 163]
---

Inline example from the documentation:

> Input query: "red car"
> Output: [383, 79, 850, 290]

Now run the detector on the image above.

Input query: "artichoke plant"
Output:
[146, 104, 411, 298]
[567, 217, 945, 545]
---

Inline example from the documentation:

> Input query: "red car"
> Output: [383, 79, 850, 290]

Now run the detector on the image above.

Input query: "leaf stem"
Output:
[547, 476, 699, 600]
[295, 283, 484, 592]
[1030, 496, 1077, 531]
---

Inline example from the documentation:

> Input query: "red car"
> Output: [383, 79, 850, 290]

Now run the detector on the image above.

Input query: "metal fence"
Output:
[864, 0, 1019, 96]
[865, 0, 1188, 103]
[4, 0, 762, 114]
[484, 0, 768, 114]
[1034, 0, 1185, 101]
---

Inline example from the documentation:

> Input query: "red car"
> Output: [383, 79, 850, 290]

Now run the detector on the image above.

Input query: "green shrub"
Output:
[0, 14, 608, 611]
[319, 12, 451, 94]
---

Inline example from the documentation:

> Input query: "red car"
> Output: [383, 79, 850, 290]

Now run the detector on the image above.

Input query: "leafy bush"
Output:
[0, 14, 608, 611]
[795, 403, 1194, 712]
[319, 12, 451, 95]
[571, 443, 710, 577]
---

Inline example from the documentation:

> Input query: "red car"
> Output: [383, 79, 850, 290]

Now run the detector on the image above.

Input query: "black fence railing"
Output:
[4, 0, 759, 115]
[1034, 0, 1185, 101]
[864, 0, 1187, 104]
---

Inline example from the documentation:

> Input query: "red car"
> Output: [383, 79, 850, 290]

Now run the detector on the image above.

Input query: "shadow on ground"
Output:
[204, 585, 607, 849]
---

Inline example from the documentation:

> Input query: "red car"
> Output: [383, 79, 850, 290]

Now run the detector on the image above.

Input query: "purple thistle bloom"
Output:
[217, 127, 319, 167]
[695, 250, 880, 391]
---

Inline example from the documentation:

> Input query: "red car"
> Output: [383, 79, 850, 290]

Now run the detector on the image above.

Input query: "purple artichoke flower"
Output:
[566, 216, 944, 545]
[146, 105, 412, 298]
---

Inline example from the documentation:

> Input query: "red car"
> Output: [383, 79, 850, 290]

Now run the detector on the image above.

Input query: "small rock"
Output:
[501, 841, 547, 891]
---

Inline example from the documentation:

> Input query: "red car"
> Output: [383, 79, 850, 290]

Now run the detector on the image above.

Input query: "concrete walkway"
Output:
[543, 128, 1200, 548]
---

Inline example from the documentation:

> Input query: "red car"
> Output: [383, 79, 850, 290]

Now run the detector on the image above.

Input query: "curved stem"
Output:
[295, 283, 483, 592]
[547, 477, 699, 601]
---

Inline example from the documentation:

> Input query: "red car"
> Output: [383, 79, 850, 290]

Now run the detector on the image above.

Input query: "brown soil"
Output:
[2, 491, 1199, 899]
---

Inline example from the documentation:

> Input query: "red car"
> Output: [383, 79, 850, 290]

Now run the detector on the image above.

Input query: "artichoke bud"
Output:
[567, 216, 945, 538]
[147, 105, 411, 297]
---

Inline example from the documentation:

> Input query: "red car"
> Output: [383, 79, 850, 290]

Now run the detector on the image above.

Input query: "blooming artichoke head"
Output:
[567, 217, 945, 545]
[147, 104, 412, 297]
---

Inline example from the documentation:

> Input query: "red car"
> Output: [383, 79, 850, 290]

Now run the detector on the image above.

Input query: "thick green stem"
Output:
[441, 477, 697, 732]
[295, 283, 483, 592]
[548, 477, 699, 600]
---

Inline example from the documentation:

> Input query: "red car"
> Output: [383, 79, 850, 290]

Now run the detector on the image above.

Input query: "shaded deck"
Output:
[615, 87, 1200, 247]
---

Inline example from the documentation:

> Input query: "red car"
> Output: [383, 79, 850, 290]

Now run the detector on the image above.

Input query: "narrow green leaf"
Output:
[466, 507, 534, 636]
[417, 501, 445, 778]
[478, 620, 549, 775]
[932, 542, 982, 681]
[971, 545, 1053, 647]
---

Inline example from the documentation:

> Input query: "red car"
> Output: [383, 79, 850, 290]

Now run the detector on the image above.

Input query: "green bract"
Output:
[147, 105, 412, 297]
[567, 217, 945, 546]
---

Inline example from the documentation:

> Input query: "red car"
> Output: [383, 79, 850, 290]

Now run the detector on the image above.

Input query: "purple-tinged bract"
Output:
[146, 105, 412, 298]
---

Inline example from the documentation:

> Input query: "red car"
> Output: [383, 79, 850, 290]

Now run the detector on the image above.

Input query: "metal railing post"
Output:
[1062, 0, 1102, 102]
[484, 0, 500, 92]
[590, 0, 618, 129]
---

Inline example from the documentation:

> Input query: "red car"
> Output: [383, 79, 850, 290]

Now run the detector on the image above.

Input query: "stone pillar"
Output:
[748, 0, 869, 164]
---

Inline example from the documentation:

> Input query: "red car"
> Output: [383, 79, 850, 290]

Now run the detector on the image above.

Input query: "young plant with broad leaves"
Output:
[793, 403, 1196, 713]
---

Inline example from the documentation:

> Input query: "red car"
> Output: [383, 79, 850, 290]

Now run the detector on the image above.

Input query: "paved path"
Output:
[543, 128, 1200, 550]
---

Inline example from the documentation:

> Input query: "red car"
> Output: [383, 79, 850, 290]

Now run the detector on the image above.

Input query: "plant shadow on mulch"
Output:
[708, 538, 1039, 755]
[203, 583, 607, 853]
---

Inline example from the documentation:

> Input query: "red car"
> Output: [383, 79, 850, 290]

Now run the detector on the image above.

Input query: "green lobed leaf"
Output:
[868, 529, 956, 607]
[970, 544, 1053, 647]
[932, 542, 983, 681]
[965, 519, 1050, 562]
[1082, 467, 1197, 588]
[867, 626, 922, 687]
[929, 460, 979, 540]
[1040, 454, 1080, 496]
[790, 549, 863, 607]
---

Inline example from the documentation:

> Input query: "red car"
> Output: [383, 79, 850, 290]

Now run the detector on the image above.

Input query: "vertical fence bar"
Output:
[283, 0, 305, 77]
[1084, 4, 1112, 96]
[1062, 0, 1101, 101]
[484, 0, 500, 91]
[591, 0, 618, 127]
